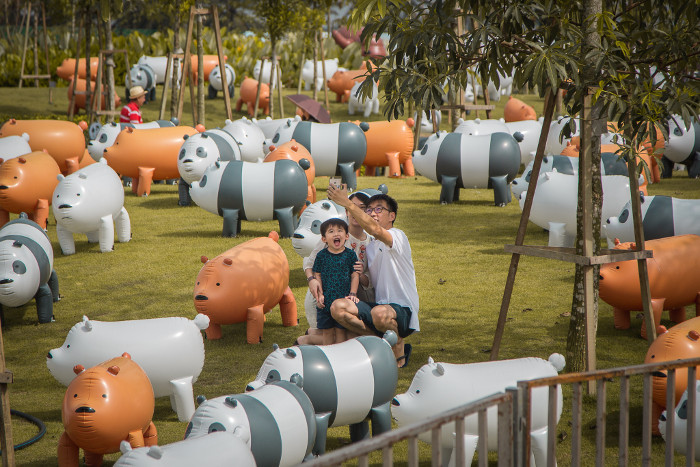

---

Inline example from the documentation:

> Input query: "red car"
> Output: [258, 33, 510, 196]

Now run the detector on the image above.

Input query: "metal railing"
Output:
[302, 357, 700, 466]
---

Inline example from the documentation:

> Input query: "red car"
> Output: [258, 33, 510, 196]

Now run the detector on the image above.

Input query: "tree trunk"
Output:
[170, 0, 181, 118]
[566, 0, 604, 373]
[269, 38, 276, 119]
[105, 8, 115, 123]
[196, 5, 204, 126]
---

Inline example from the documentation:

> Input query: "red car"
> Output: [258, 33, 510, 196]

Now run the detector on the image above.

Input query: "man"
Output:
[328, 184, 419, 367]
[120, 85, 146, 124]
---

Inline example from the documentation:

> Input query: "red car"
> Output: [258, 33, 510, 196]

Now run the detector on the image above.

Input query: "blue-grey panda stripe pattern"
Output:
[692, 121, 700, 155]
[435, 133, 463, 187]
[121, 123, 134, 130]
[205, 130, 236, 161]
[601, 152, 628, 176]
[643, 195, 674, 239]
[272, 380, 316, 455]
[217, 161, 246, 220]
[551, 155, 576, 175]
[292, 122, 313, 152]
[337, 122, 367, 169]
[227, 394, 282, 467]
[273, 159, 307, 212]
[488, 132, 520, 183]
[1, 235, 50, 284]
[299, 345, 339, 425]
[356, 336, 398, 407]
[153, 120, 174, 128]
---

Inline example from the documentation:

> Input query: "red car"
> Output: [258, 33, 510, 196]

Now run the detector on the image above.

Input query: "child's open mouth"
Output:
[333, 238, 342, 247]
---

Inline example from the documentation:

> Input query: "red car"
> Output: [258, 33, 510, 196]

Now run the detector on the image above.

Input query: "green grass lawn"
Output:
[1, 84, 699, 465]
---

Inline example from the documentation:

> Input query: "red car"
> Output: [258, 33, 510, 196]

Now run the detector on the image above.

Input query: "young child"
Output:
[313, 218, 360, 344]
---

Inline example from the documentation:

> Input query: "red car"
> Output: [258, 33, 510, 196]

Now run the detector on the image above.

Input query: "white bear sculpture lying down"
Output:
[392, 354, 565, 467]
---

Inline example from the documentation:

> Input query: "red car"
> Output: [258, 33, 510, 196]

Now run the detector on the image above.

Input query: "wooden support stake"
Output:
[0, 320, 15, 466]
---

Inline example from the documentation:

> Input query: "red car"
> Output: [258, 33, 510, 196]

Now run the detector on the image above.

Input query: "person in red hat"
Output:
[120, 86, 147, 124]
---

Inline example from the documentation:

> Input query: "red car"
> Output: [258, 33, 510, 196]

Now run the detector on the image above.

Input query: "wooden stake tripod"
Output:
[489, 88, 656, 394]
[18, 1, 51, 103]
[90, 49, 132, 125]
[174, 5, 231, 125]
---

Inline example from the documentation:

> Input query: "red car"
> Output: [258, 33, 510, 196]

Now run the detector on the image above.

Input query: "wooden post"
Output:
[490, 88, 556, 360]
[277, 61, 284, 119]
[0, 321, 15, 466]
[254, 57, 266, 118]
[67, 16, 84, 120]
[318, 29, 330, 113]
[18, 1, 30, 89]
[210, 5, 232, 121]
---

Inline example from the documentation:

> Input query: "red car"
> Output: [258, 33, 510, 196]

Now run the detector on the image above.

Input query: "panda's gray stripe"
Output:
[643, 195, 674, 240]
[436, 133, 463, 187]
[153, 120, 174, 128]
[488, 132, 520, 183]
[293, 122, 313, 152]
[229, 394, 282, 467]
[356, 336, 398, 407]
[692, 121, 700, 155]
[337, 122, 367, 169]
[218, 161, 246, 219]
[273, 380, 315, 454]
[601, 152, 627, 176]
[551, 155, 576, 175]
[273, 159, 307, 211]
[120, 123, 134, 130]
[4, 218, 49, 238]
[207, 131, 236, 161]
[300, 346, 338, 425]
[0, 235, 50, 284]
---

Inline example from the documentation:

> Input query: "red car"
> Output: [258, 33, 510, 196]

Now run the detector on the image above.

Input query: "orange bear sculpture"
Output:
[236, 77, 269, 117]
[0, 151, 61, 228]
[503, 96, 537, 122]
[103, 126, 198, 196]
[264, 140, 316, 204]
[0, 119, 86, 175]
[353, 120, 415, 177]
[67, 77, 122, 114]
[644, 319, 700, 435]
[58, 353, 156, 467]
[599, 235, 700, 339]
[327, 66, 367, 103]
[193, 231, 297, 343]
[56, 57, 100, 81]
[189, 54, 227, 85]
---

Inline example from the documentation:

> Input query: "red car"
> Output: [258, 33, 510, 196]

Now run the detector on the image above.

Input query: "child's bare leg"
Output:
[322, 328, 335, 345]
[296, 329, 324, 345]
[335, 327, 347, 343]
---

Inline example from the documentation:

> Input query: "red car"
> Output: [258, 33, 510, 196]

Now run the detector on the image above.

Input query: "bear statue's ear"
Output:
[435, 363, 445, 376]
[73, 364, 85, 375]
[108, 365, 120, 376]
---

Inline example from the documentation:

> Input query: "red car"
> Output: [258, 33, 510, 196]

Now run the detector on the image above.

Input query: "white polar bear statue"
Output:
[301, 58, 339, 91]
[291, 199, 346, 258]
[392, 354, 566, 467]
[52, 159, 131, 255]
[0, 133, 31, 162]
[222, 117, 266, 162]
[46, 314, 210, 422]
[253, 59, 278, 89]
[348, 81, 379, 118]
[659, 380, 700, 461]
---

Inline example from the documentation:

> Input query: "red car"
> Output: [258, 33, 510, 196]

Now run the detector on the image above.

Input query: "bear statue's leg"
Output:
[115, 207, 131, 243]
[310, 184, 317, 204]
[613, 307, 632, 330]
[143, 421, 158, 446]
[0, 209, 9, 228]
[170, 376, 196, 422]
[439, 176, 458, 204]
[279, 286, 298, 327]
[641, 298, 666, 340]
[369, 401, 392, 436]
[65, 156, 80, 175]
[385, 151, 401, 178]
[312, 412, 332, 456]
[453, 183, 461, 202]
[364, 165, 376, 177]
[98, 214, 115, 253]
[402, 157, 416, 177]
[83, 450, 104, 467]
[221, 208, 241, 237]
[131, 176, 140, 194]
[246, 304, 265, 344]
[337, 162, 358, 191]
[208, 83, 217, 99]
[652, 401, 664, 435]
[695, 292, 700, 317]
[33, 198, 50, 230]
[669, 307, 686, 324]
[274, 207, 295, 239]
[490, 175, 511, 207]
[57, 431, 80, 467]
[349, 419, 370, 442]
[178, 178, 192, 206]
[49, 269, 60, 302]
[235, 98, 243, 112]
[448, 434, 478, 467]
[530, 426, 552, 467]
[659, 156, 674, 178]
[204, 323, 222, 340]
[687, 152, 700, 179]
[56, 222, 76, 255]
[136, 167, 155, 196]
[85, 231, 99, 243]
[34, 283, 55, 323]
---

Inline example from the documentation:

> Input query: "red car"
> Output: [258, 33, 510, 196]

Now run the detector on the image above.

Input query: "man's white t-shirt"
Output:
[366, 227, 420, 331]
